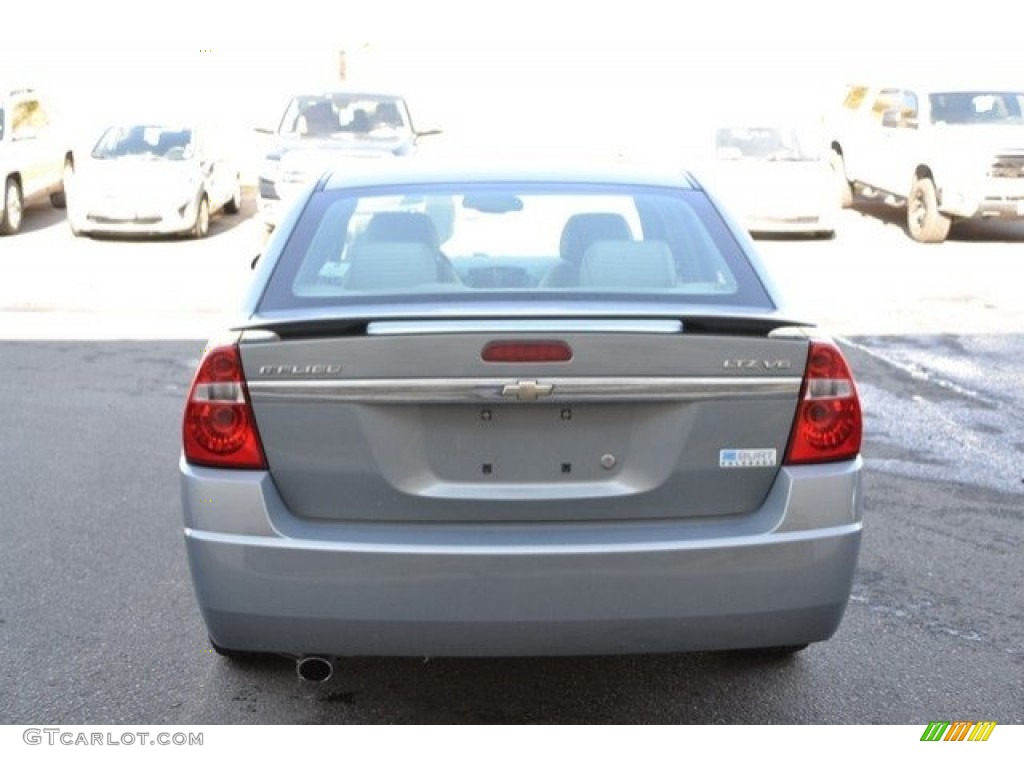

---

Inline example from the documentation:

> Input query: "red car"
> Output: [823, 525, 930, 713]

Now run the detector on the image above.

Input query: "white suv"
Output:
[829, 83, 1024, 243]
[0, 87, 73, 235]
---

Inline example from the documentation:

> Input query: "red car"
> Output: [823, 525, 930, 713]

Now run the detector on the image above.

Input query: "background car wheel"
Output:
[224, 180, 242, 215]
[1, 177, 24, 235]
[907, 176, 951, 243]
[192, 195, 211, 239]
[830, 150, 853, 209]
[50, 158, 73, 209]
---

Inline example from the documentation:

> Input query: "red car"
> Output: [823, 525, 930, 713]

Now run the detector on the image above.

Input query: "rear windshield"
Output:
[929, 91, 1024, 125]
[258, 183, 773, 311]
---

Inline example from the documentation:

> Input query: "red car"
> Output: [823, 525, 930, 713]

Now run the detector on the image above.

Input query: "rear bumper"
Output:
[181, 457, 862, 657]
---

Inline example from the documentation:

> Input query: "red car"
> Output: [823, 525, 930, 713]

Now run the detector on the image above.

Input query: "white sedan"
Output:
[709, 125, 839, 239]
[67, 124, 242, 238]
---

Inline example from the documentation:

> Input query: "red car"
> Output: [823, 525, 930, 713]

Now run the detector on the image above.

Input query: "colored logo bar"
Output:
[921, 721, 997, 742]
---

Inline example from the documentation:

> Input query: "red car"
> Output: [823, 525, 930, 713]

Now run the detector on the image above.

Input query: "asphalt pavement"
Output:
[0, 335, 1020, 724]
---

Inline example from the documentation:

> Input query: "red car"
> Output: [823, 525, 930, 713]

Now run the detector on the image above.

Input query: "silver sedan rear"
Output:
[180, 158, 863, 669]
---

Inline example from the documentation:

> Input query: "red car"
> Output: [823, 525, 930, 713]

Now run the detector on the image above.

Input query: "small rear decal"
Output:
[720, 449, 777, 468]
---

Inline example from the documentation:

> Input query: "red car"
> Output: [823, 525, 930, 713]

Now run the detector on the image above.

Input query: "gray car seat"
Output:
[346, 211, 458, 289]
[542, 212, 632, 287]
[579, 240, 677, 288]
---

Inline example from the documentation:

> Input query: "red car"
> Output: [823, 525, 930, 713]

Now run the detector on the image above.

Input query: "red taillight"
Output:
[482, 340, 573, 363]
[183, 344, 267, 469]
[784, 341, 862, 465]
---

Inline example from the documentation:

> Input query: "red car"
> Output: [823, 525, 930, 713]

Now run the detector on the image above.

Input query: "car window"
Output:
[281, 94, 410, 138]
[929, 91, 1024, 125]
[258, 183, 772, 311]
[870, 89, 903, 121]
[891, 90, 919, 127]
[842, 85, 869, 111]
[11, 99, 48, 139]
[92, 126, 194, 159]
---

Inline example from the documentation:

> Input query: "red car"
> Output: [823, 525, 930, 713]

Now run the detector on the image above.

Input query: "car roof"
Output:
[0, 87, 44, 105]
[291, 88, 408, 101]
[846, 79, 1024, 95]
[319, 154, 699, 191]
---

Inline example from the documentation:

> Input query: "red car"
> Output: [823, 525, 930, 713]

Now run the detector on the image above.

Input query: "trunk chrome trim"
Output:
[248, 376, 802, 404]
[367, 319, 684, 335]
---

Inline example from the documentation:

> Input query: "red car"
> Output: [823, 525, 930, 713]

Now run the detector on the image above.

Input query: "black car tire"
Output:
[907, 176, 951, 243]
[50, 159, 73, 209]
[192, 194, 211, 239]
[1, 177, 23, 235]
[224, 180, 242, 215]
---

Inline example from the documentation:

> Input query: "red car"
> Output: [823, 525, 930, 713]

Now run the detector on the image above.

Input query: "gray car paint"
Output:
[182, 161, 862, 659]
[239, 329, 807, 523]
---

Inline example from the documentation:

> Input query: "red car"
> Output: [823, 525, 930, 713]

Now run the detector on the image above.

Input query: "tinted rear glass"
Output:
[258, 182, 773, 311]
[929, 91, 1024, 125]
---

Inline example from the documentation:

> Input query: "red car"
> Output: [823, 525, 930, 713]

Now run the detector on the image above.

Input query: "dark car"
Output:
[181, 155, 863, 682]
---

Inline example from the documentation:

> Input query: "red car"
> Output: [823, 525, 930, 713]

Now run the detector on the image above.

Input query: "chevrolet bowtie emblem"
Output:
[501, 380, 554, 401]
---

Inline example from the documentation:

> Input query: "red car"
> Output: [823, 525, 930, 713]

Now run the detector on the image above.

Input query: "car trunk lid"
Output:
[239, 317, 807, 523]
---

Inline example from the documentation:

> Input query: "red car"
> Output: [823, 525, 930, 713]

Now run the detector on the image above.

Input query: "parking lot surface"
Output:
[0, 193, 1021, 724]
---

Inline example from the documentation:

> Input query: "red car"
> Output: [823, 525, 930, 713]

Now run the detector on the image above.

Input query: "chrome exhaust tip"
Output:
[296, 655, 334, 683]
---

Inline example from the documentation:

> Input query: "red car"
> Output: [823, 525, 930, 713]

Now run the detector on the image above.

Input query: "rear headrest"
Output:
[579, 240, 677, 288]
[559, 213, 632, 265]
[344, 242, 440, 290]
[363, 211, 440, 250]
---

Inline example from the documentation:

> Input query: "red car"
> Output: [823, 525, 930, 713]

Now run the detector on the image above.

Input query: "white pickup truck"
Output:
[0, 87, 73, 235]
[829, 83, 1024, 243]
